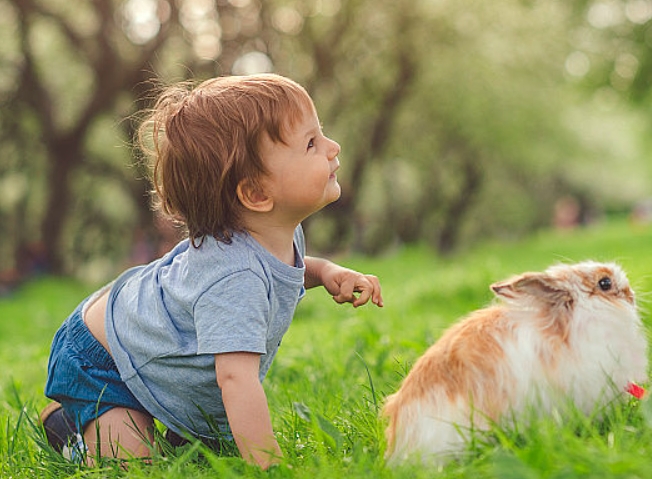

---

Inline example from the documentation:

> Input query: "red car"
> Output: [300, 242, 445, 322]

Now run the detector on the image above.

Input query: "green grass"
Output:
[2, 218, 652, 478]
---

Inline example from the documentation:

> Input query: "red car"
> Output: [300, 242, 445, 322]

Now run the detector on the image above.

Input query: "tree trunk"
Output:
[436, 155, 483, 255]
[40, 134, 82, 273]
[327, 54, 418, 253]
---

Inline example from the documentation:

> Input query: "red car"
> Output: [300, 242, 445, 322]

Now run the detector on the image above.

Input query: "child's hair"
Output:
[138, 74, 315, 245]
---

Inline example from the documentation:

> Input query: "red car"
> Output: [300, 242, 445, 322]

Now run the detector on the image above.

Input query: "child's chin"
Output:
[331, 181, 342, 195]
[328, 189, 342, 204]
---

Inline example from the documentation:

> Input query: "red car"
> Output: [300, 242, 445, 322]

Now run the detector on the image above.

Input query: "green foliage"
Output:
[3, 0, 652, 278]
[1, 219, 652, 478]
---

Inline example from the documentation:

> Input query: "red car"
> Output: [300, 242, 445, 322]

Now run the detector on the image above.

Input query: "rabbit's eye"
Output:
[598, 277, 612, 291]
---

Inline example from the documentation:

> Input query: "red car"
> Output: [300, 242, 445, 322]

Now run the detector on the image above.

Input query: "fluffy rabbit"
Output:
[383, 261, 648, 466]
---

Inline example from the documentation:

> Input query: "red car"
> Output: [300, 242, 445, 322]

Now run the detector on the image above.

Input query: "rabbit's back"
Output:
[384, 306, 555, 464]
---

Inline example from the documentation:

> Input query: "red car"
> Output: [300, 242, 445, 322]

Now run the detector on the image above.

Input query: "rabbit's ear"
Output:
[491, 273, 573, 306]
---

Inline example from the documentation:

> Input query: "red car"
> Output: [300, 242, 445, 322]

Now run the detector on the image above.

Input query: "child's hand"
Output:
[305, 257, 383, 308]
[325, 267, 383, 308]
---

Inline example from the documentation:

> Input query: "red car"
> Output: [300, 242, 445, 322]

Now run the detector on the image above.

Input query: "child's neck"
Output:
[246, 223, 298, 266]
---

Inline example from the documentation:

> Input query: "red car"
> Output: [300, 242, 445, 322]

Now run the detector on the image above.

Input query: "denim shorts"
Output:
[45, 296, 148, 432]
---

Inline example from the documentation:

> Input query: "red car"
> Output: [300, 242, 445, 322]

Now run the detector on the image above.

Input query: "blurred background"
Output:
[1, 0, 652, 289]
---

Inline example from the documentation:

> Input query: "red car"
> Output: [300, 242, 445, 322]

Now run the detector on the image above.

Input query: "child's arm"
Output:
[304, 256, 383, 308]
[214, 352, 282, 469]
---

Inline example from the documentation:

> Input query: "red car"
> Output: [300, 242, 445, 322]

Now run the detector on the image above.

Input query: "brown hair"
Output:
[138, 74, 314, 246]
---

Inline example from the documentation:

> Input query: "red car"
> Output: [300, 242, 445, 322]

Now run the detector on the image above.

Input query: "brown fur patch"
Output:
[582, 266, 635, 305]
[383, 306, 512, 453]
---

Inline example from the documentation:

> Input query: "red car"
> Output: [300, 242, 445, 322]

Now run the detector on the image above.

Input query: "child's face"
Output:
[259, 103, 341, 223]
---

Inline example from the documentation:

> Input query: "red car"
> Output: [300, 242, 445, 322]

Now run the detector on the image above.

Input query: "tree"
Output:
[1, 0, 648, 283]
[278, 0, 601, 254]
[1, 0, 279, 275]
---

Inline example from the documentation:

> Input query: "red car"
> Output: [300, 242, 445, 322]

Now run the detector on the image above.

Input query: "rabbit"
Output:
[383, 261, 648, 466]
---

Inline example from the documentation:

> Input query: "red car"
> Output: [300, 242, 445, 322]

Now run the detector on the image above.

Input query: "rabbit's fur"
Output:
[383, 261, 648, 465]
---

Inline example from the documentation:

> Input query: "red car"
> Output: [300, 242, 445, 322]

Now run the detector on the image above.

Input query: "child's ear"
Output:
[236, 179, 273, 212]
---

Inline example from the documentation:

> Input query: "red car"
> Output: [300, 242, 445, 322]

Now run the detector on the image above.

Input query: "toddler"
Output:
[41, 74, 383, 469]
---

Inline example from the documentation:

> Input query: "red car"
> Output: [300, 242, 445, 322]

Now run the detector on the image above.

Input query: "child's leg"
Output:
[84, 407, 155, 461]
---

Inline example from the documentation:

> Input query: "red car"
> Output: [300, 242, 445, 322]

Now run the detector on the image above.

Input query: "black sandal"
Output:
[39, 402, 81, 454]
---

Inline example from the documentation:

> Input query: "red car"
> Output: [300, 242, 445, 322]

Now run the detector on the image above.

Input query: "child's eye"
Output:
[307, 138, 315, 150]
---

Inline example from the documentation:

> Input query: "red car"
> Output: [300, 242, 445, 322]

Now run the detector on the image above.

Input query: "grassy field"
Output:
[2, 218, 652, 478]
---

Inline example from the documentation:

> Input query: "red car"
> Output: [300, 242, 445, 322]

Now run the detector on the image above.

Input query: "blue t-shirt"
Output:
[105, 227, 306, 438]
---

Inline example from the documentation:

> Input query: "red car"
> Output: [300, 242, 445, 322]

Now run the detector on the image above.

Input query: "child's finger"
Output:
[354, 275, 383, 307]
[331, 277, 356, 304]
[352, 286, 372, 307]
[366, 275, 383, 307]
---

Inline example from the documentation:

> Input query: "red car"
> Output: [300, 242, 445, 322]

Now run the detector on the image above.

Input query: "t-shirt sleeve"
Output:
[194, 270, 270, 355]
[294, 224, 306, 259]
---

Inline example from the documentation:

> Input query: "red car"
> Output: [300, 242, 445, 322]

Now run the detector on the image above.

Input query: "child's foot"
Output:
[164, 428, 191, 447]
[39, 402, 84, 459]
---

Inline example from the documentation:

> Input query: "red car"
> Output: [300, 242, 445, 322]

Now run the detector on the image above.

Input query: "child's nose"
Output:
[328, 138, 341, 159]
